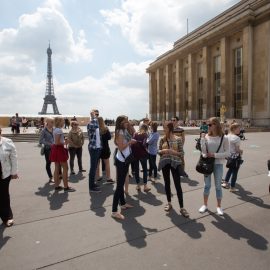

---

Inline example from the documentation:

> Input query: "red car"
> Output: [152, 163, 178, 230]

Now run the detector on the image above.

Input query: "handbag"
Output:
[119, 148, 135, 165]
[196, 135, 224, 175]
[226, 155, 243, 169]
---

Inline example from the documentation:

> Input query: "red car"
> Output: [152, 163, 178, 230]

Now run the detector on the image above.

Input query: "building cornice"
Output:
[147, 0, 270, 72]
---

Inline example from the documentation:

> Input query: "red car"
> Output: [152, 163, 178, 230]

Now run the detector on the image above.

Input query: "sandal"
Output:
[121, 204, 134, 210]
[164, 204, 172, 212]
[180, 208, 190, 218]
[111, 212, 125, 220]
[5, 219, 14, 227]
[144, 185, 151, 192]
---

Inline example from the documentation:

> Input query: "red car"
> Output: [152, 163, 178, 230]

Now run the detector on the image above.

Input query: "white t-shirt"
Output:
[95, 128, 101, 148]
[227, 134, 240, 154]
[116, 130, 131, 162]
[53, 128, 64, 144]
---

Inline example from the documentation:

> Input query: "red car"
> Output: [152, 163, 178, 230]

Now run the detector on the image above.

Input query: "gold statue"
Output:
[220, 104, 226, 123]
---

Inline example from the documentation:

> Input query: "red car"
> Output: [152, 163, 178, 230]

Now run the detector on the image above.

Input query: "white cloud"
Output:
[101, 0, 240, 56]
[0, 0, 93, 77]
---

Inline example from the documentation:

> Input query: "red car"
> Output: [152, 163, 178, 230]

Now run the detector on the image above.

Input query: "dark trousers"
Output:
[44, 147, 53, 178]
[69, 147, 83, 171]
[134, 157, 148, 184]
[112, 158, 129, 212]
[268, 160, 270, 170]
[162, 164, 184, 208]
[0, 176, 13, 223]
[148, 154, 157, 178]
[88, 148, 101, 189]
[225, 166, 240, 188]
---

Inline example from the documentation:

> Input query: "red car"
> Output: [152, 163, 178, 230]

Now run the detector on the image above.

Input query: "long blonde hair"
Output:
[98, 116, 107, 135]
[208, 117, 223, 137]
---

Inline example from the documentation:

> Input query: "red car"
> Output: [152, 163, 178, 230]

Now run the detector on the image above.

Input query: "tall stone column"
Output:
[175, 59, 183, 119]
[243, 24, 253, 119]
[202, 46, 210, 119]
[220, 37, 231, 118]
[149, 72, 157, 120]
[188, 53, 196, 119]
[156, 68, 164, 121]
[165, 64, 173, 120]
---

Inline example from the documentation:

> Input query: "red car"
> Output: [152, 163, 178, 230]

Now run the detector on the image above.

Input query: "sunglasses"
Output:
[208, 123, 215, 127]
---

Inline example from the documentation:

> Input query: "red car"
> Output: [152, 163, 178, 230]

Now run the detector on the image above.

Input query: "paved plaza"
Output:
[0, 132, 269, 270]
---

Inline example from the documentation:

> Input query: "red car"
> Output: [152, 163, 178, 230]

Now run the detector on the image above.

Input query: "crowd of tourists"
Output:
[1, 110, 270, 227]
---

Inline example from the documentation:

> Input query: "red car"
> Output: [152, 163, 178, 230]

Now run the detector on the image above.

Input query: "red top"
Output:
[131, 133, 148, 159]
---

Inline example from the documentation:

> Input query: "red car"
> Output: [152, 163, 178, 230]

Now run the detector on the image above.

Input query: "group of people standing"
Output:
[1, 111, 270, 228]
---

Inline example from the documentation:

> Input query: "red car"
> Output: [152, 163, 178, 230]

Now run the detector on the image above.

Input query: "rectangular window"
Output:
[214, 56, 221, 117]
[234, 47, 243, 119]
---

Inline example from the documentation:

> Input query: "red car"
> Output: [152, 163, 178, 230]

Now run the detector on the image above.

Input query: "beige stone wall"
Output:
[253, 20, 270, 118]
[148, 0, 270, 125]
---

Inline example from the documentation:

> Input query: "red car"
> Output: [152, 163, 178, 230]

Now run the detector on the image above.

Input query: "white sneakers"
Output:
[199, 205, 208, 213]
[199, 205, 224, 216]
[217, 207, 224, 216]
[268, 171, 270, 177]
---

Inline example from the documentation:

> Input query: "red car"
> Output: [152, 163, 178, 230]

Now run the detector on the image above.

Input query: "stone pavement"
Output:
[0, 133, 269, 270]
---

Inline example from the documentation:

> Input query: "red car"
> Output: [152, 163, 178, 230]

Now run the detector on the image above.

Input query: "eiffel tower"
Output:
[39, 43, 60, 115]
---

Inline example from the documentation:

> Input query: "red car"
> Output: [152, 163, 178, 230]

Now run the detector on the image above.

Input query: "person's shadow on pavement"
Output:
[90, 183, 114, 217]
[68, 172, 86, 183]
[114, 196, 158, 249]
[211, 213, 268, 250]
[167, 208, 205, 239]
[133, 191, 163, 207]
[235, 184, 270, 209]
[180, 177, 200, 187]
[0, 225, 11, 251]
[49, 191, 69, 210]
[150, 181, 166, 195]
[35, 182, 54, 197]
[35, 182, 69, 210]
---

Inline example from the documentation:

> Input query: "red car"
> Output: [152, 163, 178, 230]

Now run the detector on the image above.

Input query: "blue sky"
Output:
[0, 0, 239, 119]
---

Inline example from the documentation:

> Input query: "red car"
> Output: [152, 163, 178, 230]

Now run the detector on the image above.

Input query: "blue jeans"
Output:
[225, 166, 240, 188]
[204, 164, 223, 199]
[112, 158, 129, 212]
[134, 157, 148, 184]
[148, 154, 157, 178]
[88, 147, 101, 189]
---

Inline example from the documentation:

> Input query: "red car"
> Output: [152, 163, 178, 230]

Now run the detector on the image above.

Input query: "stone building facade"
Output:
[147, 0, 270, 126]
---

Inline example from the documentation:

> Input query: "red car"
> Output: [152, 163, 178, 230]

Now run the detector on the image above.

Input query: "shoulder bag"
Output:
[196, 135, 224, 175]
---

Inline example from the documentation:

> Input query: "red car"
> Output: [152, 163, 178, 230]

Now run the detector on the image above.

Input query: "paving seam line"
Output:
[32, 193, 270, 270]
[15, 171, 269, 226]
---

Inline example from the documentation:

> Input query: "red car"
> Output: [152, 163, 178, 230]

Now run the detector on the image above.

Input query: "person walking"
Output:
[50, 117, 75, 192]
[199, 117, 229, 216]
[111, 115, 136, 220]
[39, 117, 55, 183]
[221, 123, 243, 192]
[67, 121, 85, 174]
[147, 121, 160, 183]
[0, 127, 19, 227]
[87, 109, 102, 193]
[158, 122, 189, 218]
[98, 117, 114, 184]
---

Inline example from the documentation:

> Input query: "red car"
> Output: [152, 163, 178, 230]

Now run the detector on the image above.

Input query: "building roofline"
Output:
[147, 0, 268, 71]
